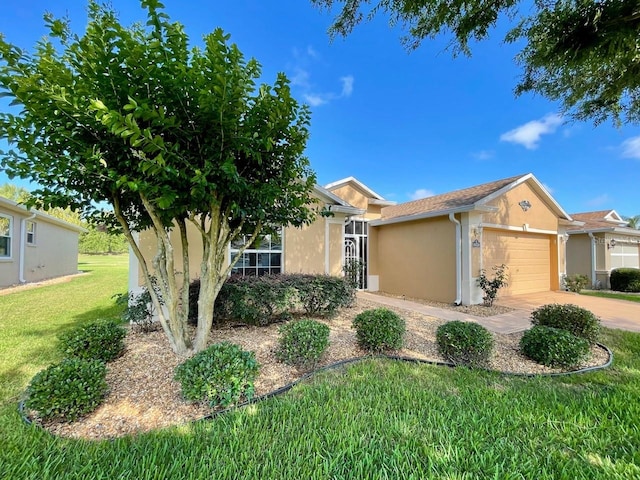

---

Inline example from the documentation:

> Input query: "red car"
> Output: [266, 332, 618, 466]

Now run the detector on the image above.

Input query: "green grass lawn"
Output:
[581, 290, 640, 303]
[1, 255, 639, 479]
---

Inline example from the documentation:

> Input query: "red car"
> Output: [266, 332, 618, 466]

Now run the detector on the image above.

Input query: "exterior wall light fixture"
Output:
[607, 239, 617, 249]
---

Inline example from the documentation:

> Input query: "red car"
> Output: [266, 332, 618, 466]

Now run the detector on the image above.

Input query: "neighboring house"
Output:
[0, 196, 85, 288]
[566, 210, 640, 288]
[130, 173, 578, 305]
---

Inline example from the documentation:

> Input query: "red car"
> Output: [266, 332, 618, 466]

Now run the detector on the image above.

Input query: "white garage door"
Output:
[610, 243, 640, 269]
[483, 230, 551, 296]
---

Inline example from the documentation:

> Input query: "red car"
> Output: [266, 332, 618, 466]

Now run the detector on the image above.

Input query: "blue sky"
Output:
[1, 0, 639, 217]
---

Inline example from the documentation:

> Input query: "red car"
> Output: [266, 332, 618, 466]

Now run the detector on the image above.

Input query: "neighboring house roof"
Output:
[324, 176, 396, 206]
[0, 196, 87, 233]
[568, 210, 640, 236]
[372, 173, 573, 226]
[312, 184, 365, 215]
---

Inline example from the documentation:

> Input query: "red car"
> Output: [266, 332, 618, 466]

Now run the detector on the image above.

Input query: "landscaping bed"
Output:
[26, 298, 609, 440]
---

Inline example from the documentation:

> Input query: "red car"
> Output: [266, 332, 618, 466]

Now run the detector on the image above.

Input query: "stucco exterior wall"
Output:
[374, 217, 456, 303]
[483, 182, 558, 232]
[22, 218, 80, 283]
[285, 219, 326, 274]
[0, 205, 81, 288]
[328, 221, 344, 276]
[329, 184, 382, 220]
[566, 234, 593, 280]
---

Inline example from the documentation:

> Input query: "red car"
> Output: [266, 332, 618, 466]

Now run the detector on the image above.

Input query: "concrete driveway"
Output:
[497, 291, 640, 332]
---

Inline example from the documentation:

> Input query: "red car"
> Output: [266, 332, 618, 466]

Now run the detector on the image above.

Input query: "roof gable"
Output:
[569, 209, 636, 233]
[324, 176, 387, 201]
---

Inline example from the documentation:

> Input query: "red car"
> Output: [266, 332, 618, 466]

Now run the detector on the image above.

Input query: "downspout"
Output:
[19, 211, 36, 283]
[449, 213, 462, 305]
[587, 232, 597, 288]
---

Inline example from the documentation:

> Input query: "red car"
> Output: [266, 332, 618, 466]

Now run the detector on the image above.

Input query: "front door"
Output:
[344, 219, 368, 289]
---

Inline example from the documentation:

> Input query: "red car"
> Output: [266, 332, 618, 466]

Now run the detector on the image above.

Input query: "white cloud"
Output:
[340, 75, 354, 97]
[621, 136, 640, 159]
[291, 68, 310, 89]
[303, 93, 328, 107]
[587, 194, 611, 207]
[288, 46, 353, 107]
[542, 183, 554, 194]
[409, 188, 435, 200]
[500, 113, 563, 149]
[472, 150, 494, 160]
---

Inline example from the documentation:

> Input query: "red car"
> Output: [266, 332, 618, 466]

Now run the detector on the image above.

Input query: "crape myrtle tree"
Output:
[312, 0, 640, 125]
[0, 0, 317, 355]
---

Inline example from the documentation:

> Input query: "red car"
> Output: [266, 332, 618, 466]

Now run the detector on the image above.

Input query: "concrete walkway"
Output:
[359, 290, 640, 334]
[358, 292, 531, 334]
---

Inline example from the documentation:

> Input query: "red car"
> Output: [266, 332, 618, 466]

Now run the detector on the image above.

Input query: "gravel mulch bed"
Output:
[30, 298, 610, 440]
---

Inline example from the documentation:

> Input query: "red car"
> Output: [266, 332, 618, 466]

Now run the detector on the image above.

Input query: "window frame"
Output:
[229, 227, 284, 276]
[0, 213, 13, 259]
[26, 220, 36, 246]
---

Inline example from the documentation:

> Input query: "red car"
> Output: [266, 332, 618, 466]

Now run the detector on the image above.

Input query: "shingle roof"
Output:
[568, 210, 632, 232]
[381, 174, 524, 220]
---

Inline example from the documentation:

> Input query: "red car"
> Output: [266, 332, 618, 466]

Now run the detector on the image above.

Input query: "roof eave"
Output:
[370, 205, 497, 227]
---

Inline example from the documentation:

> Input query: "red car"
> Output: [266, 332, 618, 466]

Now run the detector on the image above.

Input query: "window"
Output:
[230, 228, 283, 276]
[0, 214, 12, 258]
[26, 221, 36, 245]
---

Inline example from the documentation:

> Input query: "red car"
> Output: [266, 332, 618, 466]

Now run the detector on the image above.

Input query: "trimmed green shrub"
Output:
[530, 303, 600, 344]
[188, 274, 354, 325]
[352, 308, 405, 352]
[520, 326, 590, 368]
[628, 279, 640, 293]
[285, 274, 355, 316]
[275, 319, 330, 368]
[58, 319, 127, 362]
[436, 321, 494, 367]
[610, 268, 640, 292]
[564, 274, 589, 293]
[25, 358, 108, 421]
[174, 342, 259, 408]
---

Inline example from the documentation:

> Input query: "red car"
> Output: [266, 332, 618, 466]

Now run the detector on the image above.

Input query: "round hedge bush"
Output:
[174, 342, 259, 408]
[25, 358, 108, 421]
[530, 303, 600, 344]
[58, 319, 127, 362]
[352, 308, 405, 352]
[520, 326, 590, 368]
[436, 321, 494, 367]
[275, 319, 330, 368]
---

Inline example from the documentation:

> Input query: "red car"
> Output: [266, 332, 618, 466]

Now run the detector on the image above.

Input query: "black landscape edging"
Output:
[18, 343, 614, 431]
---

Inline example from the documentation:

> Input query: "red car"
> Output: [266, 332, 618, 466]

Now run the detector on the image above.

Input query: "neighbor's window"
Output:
[26, 220, 36, 245]
[230, 228, 283, 276]
[0, 214, 12, 258]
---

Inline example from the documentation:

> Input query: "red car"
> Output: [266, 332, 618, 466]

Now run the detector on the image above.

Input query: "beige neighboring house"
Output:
[130, 172, 577, 305]
[566, 210, 640, 288]
[0, 196, 85, 288]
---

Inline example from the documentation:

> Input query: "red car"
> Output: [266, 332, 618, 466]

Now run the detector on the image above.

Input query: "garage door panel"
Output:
[483, 230, 551, 296]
